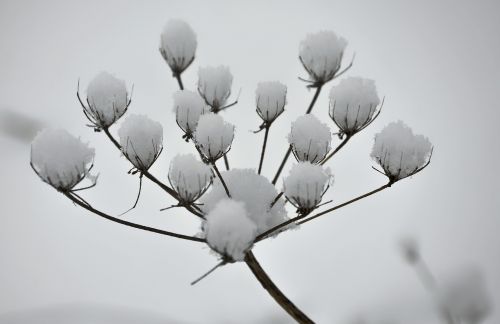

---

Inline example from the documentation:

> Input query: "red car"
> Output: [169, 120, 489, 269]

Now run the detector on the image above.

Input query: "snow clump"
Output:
[173, 90, 208, 140]
[255, 81, 287, 124]
[194, 113, 234, 162]
[197, 66, 233, 112]
[159, 19, 197, 75]
[288, 114, 332, 164]
[168, 154, 213, 204]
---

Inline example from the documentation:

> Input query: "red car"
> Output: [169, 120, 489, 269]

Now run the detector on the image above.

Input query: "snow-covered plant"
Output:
[173, 90, 208, 141]
[201, 169, 288, 235]
[371, 121, 433, 183]
[283, 162, 332, 214]
[159, 19, 197, 77]
[299, 31, 348, 87]
[204, 198, 257, 262]
[329, 77, 381, 137]
[168, 154, 213, 205]
[31, 21, 436, 324]
[118, 114, 163, 172]
[289, 114, 332, 164]
[255, 81, 287, 126]
[194, 113, 234, 163]
[77, 71, 130, 131]
[197, 66, 234, 112]
[31, 129, 95, 191]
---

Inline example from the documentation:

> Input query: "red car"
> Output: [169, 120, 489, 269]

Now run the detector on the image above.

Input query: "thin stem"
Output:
[320, 135, 351, 166]
[223, 154, 230, 170]
[64, 192, 204, 243]
[174, 73, 184, 90]
[256, 212, 308, 242]
[190, 260, 226, 285]
[212, 163, 231, 198]
[258, 126, 270, 175]
[271, 85, 323, 185]
[298, 182, 393, 226]
[245, 251, 314, 324]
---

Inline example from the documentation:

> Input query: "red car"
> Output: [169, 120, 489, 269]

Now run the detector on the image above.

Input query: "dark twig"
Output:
[212, 163, 231, 198]
[258, 126, 270, 175]
[190, 260, 226, 285]
[320, 135, 351, 165]
[174, 73, 184, 90]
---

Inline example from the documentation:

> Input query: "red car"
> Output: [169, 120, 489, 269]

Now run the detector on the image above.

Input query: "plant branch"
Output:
[64, 192, 204, 243]
[245, 251, 314, 324]
[174, 73, 184, 90]
[258, 126, 270, 175]
[212, 163, 231, 198]
[223, 153, 230, 170]
[320, 135, 351, 166]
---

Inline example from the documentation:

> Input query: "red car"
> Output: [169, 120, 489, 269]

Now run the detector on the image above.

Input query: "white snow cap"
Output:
[329, 77, 380, 135]
[201, 169, 288, 235]
[283, 162, 332, 212]
[118, 114, 163, 171]
[255, 81, 287, 123]
[197, 66, 233, 111]
[31, 129, 95, 191]
[204, 198, 257, 261]
[371, 121, 432, 181]
[288, 114, 332, 164]
[85, 71, 129, 128]
[173, 90, 208, 139]
[194, 113, 234, 162]
[168, 154, 213, 203]
[159, 19, 197, 74]
[437, 268, 492, 324]
[299, 31, 347, 84]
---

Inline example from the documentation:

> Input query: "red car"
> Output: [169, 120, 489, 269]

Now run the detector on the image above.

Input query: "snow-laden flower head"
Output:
[288, 114, 332, 164]
[371, 121, 432, 182]
[283, 162, 332, 213]
[194, 113, 234, 163]
[330, 77, 381, 137]
[200, 169, 288, 235]
[118, 114, 163, 171]
[255, 81, 287, 125]
[82, 71, 130, 130]
[173, 90, 208, 141]
[437, 269, 492, 324]
[31, 129, 95, 191]
[159, 19, 197, 75]
[299, 31, 347, 86]
[197, 66, 233, 112]
[168, 154, 213, 204]
[204, 198, 257, 262]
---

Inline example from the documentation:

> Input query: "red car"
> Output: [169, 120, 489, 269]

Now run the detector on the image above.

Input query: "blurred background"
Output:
[0, 0, 499, 322]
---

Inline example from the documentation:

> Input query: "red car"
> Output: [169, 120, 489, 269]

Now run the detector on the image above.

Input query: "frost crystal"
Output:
[159, 19, 197, 75]
[194, 113, 234, 162]
[118, 114, 163, 171]
[204, 198, 257, 262]
[283, 162, 332, 213]
[31, 129, 95, 191]
[84, 71, 129, 129]
[201, 169, 288, 235]
[197, 66, 233, 112]
[289, 114, 332, 164]
[371, 121, 432, 182]
[437, 269, 492, 324]
[255, 81, 287, 124]
[329, 77, 381, 136]
[173, 90, 208, 140]
[299, 31, 347, 85]
[168, 154, 213, 204]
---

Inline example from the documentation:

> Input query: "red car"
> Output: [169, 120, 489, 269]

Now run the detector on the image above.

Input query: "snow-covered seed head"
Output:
[31, 129, 95, 191]
[299, 31, 347, 86]
[194, 113, 234, 163]
[84, 71, 129, 129]
[173, 90, 208, 140]
[255, 81, 287, 125]
[288, 114, 332, 164]
[197, 66, 233, 112]
[168, 154, 213, 204]
[204, 198, 257, 262]
[437, 269, 492, 324]
[200, 169, 288, 235]
[371, 121, 432, 182]
[283, 162, 332, 213]
[159, 19, 197, 75]
[330, 77, 381, 137]
[118, 114, 163, 171]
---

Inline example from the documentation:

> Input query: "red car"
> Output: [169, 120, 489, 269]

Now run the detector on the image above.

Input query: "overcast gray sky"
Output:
[1, 0, 499, 323]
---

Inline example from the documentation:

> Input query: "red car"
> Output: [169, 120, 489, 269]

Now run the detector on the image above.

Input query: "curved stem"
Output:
[258, 126, 270, 175]
[305, 85, 322, 114]
[245, 251, 314, 324]
[223, 154, 230, 170]
[175, 73, 184, 90]
[212, 163, 231, 198]
[64, 192, 204, 243]
[320, 135, 351, 166]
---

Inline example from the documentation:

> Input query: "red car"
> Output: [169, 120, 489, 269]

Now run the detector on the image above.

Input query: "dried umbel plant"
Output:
[31, 18, 434, 323]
